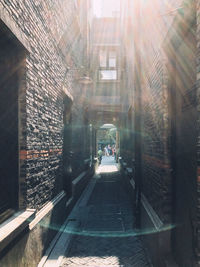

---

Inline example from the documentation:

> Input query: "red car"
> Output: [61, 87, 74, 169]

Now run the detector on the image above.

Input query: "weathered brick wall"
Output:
[196, 0, 200, 258]
[140, 51, 171, 222]
[0, 0, 85, 210]
[139, 0, 182, 222]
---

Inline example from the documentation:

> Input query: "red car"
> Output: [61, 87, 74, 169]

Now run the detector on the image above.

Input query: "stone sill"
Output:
[72, 171, 87, 186]
[141, 193, 163, 230]
[126, 167, 133, 173]
[0, 191, 66, 254]
[0, 209, 36, 252]
[130, 178, 135, 189]
[29, 191, 66, 231]
[122, 162, 127, 167]
[96, 80, 121, 84]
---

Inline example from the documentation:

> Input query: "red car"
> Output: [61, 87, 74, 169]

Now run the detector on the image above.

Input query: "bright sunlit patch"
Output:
[93, 0, 120, 18]
[100, 124, 116, 129]
[65, 256, 120, 266]
[96, 164, 118, 174]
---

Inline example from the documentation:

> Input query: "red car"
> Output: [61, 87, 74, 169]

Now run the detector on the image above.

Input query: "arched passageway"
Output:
[96, 123, 119, 163]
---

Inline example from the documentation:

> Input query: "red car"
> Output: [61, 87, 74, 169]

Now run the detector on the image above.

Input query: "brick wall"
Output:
[129, 1, 198, 265]
[136, 1, 171, 223]
[140, 50, 172, 222]
[0, 0, 86, 210]
[139, 1, 198, 264]
[137, 0, 185, 223]
[196, 0, 200, 259]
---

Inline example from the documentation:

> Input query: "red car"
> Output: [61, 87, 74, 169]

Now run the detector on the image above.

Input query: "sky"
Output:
[93, 0, 121, 18]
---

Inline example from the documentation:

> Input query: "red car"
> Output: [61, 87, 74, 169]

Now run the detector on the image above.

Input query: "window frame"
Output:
[98, 48, 119, 82]
[0, 20, 28, 224]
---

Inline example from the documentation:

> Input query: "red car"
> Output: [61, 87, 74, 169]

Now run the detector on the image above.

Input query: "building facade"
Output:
[0, 1, 94, 266]
[120, 0, 200, 266]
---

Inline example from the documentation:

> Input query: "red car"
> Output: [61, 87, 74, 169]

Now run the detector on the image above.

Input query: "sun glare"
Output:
[93, 0, 120, 18]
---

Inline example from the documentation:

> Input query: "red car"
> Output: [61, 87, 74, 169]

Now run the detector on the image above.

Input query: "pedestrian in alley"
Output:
[112, 145, 116, 158]
[98, 147, 103, 164]
[108, 144, 112, 156]
[104, 145, 109, 156]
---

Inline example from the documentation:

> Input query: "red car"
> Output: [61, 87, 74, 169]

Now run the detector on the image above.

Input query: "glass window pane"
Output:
[99, 70, 117, 80]
[99, 50, 107, 67]
[109, 51, 116, 67]
[109, 58, 116, 67]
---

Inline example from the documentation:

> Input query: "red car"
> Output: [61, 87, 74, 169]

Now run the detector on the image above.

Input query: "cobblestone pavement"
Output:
[61, 157, 152, 267]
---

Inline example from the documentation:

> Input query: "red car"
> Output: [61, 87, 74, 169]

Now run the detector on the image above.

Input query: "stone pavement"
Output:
[60, 157, 152, 267]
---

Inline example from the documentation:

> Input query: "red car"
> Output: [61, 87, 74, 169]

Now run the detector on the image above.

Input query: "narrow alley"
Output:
[43, 157, 151, 267]
[0, 0, 199, 266]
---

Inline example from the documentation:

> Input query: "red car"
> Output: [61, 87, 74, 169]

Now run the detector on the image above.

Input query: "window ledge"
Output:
[97, 80, 121, 83]
[72, 171, 87, 186]
[0, 209, 36, 252]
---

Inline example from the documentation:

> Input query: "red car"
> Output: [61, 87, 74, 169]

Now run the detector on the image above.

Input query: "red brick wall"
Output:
[0, 0, 86, 210]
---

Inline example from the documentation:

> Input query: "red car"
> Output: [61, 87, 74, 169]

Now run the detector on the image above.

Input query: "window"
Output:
[98, 49, 118, 81]
[0, 21, 26, 223]
[99, 70, 117, 80]
[109, 51, 116, 67]
[99, 49, 117, 68]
